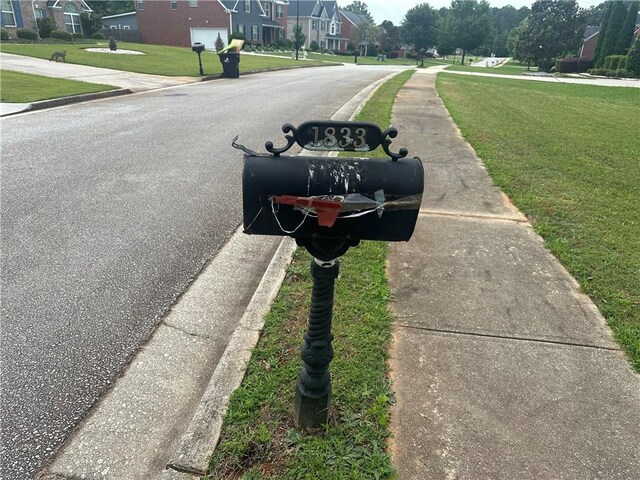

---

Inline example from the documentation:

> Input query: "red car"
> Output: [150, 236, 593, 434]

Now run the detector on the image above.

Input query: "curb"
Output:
[163, 237, 297, 478]
[0, 88, 133, 116]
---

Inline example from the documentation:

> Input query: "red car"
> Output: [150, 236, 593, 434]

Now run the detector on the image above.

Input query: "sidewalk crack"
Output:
[419, 209, 528, 223]
[394, 323, 619, 351]
[162, 321, 209, 339]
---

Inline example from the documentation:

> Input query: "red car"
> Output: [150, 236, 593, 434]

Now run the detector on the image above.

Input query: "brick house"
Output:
[135, 0, 230, 49]
[339, 8, 371, 53]
[135, 0, 287, 49]
[1, 0, 91, 38]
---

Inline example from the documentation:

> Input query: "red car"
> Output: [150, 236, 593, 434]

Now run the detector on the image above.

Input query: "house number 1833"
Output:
[311, 126, 368, 149]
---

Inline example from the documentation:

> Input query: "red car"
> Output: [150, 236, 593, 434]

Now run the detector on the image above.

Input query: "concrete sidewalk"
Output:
[388, 69, 640, 478]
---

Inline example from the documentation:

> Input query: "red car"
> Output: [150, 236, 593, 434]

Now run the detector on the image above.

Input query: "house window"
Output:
[238, 24, 245, 35]
[35, 8, 45, 19]
[64, 3, 81, 34]
[244, 0, 250, 13]
[276, 4, 282, 18]
[123, 25, 131, 30]
[263, 2, 270, 18]
[170, 0, 177, 10]
[1, 0, 16, 27]
[321, 21, 325, 31]
[311, 21, 317, 30]
[137, 0, 144, 10]
[188, 0, 198, 6]
[110, 25, 117, 29]
[330, 23, 335, 35]
[252, 24, 258, 41]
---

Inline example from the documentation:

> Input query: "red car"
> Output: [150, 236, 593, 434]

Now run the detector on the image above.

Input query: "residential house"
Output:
[220, 0, 288, 45]
[102, 11, 138, 31]
[134, 0, 286, 49]
[1, 0, 91, 38]
[339, 7, 372, 54]
[101, 11, 140, 42]
[135, 0, 229, 49]
[579, 26, 602, 59]
[287, 0, 347, 51]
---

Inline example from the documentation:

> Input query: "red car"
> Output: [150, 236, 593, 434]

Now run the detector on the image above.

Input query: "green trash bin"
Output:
[219, 52, 240, 78]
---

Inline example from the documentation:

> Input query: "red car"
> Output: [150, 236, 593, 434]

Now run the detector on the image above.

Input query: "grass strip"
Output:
[436, 74, 640, 371]
[0, 42, 330, 76]
[208, 69, 415, 479]
[0, 69, 116, 102]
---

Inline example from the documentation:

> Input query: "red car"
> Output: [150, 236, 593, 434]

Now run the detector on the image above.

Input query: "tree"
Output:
[343, 1, 374, 23]
[85, 1, 134, 16]
[582, 2, 608, 27]
[80, 12, 103, 37]
[512, 0, 585, 71]
[510, 17, 538, 69]
[627, 38, 640, 75]
[439, 0, 493, 65]
[614, 1, 640, 55]
[402, 3, 439, 52]
[592, 0, 614, 67]
[485, 5, 529, 57]
[293, 23, 306, 52]
[379, 20, 401, 54]
[594, 0, 627, 66]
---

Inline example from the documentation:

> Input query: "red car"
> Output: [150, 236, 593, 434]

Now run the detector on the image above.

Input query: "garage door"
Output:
[190, 28, 228, 50]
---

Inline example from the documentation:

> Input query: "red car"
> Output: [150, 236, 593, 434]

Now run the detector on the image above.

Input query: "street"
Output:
[0, 64, 401, 479]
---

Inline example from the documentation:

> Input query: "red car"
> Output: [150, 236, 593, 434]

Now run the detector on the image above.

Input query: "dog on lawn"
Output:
[49, 50, 66, 62]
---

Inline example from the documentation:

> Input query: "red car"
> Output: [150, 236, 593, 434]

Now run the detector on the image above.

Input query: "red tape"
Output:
[272, 195, 343, 227]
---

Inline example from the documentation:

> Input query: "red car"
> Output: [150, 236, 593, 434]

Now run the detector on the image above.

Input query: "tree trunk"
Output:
[461, 49, 466, 66]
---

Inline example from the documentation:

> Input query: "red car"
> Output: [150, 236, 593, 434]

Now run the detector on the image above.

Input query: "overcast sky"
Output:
[365, 1, 604, 25]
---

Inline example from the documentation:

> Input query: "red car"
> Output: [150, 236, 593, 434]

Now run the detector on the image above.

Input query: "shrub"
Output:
[0, 28, 8, 41]
[17, 28, 38, 40]
[577, 56, 593, 72]
[51, 29, 72, 41]
[605, 54, 626, 70]
[618, 56, 627, 70]
[92, 32, 105, 39]
[558, 56, 578, 73]
[109, 36, 117, 51]
[214, 33, 225, 52]
[72, 33, 83, 40]
[615, 68, 629, 78]
[388, 51, 399, 59]
[36, 17, 57, 38]
[230, 32, 245, 41]
[627, 38, 640, 75]
[309, 40, 319, 52]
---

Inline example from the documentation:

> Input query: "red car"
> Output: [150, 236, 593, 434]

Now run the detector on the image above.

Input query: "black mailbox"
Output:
[192, 42, 205, 54]
[238, 121, 423, 243]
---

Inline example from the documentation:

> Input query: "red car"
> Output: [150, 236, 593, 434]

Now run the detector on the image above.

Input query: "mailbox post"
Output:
[236, 121, 424, 427]
[191, 42, 205, 76]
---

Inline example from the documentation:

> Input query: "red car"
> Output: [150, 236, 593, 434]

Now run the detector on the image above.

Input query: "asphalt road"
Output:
[0, 64, 402, 479]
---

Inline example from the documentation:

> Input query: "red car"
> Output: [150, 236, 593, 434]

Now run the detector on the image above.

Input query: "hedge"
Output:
[16, 28, 38, 40]
[51, 30, 72, 41]
[0, 28, 8, 41]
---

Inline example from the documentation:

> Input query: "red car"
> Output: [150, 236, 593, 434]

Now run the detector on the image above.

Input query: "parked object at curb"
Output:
[218, 39, 244, 78]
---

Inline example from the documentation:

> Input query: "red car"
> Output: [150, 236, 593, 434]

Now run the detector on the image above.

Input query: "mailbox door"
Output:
[243, 155, 423, 242]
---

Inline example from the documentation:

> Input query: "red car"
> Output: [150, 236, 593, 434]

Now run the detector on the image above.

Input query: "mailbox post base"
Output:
[293, 258, 339, 428]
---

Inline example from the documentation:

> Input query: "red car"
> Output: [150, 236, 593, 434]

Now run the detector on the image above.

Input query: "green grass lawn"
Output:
[0, 69, 116, 102]
[437, 74, 640, 371]
[208, 70, 415, 479]
[0, 42, 330, 76]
